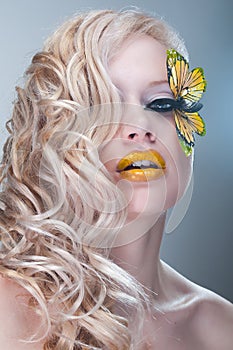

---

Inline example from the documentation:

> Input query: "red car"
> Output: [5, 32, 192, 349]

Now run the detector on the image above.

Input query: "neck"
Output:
[110, 212, 166, 297]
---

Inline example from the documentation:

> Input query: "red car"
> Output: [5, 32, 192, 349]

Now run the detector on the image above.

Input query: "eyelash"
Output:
[144, 98, 176, 113]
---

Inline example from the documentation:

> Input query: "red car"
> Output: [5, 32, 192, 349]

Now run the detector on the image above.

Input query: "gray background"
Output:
[0, 1, 232, 302]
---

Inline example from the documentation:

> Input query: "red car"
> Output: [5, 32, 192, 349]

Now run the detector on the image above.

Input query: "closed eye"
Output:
[144, 98, 177, 113]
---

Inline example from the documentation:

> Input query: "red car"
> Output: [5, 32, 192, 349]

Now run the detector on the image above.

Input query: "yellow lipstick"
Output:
[116, 149, 166, 182]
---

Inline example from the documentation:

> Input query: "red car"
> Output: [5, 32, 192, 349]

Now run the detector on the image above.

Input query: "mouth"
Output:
[116, 149, 166, 182]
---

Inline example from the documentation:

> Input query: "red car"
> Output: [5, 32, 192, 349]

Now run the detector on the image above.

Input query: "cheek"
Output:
[165, 147, 193, 209]
[157, 116, 193, 209]
[175, 144, 193, 197]
[98, 139, 122, 182]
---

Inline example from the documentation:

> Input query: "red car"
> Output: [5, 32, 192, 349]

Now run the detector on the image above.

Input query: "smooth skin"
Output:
[0, 275, 44, 349]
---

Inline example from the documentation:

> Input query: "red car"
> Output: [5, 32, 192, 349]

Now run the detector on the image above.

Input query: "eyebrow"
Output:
[147, 80, 169, 88]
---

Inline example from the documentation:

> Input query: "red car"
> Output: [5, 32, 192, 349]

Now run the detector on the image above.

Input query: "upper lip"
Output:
[116, 149, 166, 172]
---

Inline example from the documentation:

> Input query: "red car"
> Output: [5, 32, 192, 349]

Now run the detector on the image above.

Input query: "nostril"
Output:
[146, 132, 156, 142]
[128, 133, 137, 139]
[127, 131, 156, 142]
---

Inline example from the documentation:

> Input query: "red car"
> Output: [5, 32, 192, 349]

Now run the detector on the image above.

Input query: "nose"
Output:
[118, 104, 157, 144]
[121, 125, 156, 143]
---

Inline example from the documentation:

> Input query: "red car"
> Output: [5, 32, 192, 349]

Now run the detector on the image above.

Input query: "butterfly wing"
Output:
[181, 67, 207, 103]
[167, 49, 207, 155]
[167, 49, 189, 99]
[174, 109, 206, 155]
[167, 49, 207, 104]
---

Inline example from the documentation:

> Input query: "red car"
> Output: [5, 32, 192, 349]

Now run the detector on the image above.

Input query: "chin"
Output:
[124, 172, 192, 222]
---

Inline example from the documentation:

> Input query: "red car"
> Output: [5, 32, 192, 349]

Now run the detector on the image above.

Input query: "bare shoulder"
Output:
[192, 288, 233, 350]
[0, 275, 44, 350]
[160, 262, 233, 349]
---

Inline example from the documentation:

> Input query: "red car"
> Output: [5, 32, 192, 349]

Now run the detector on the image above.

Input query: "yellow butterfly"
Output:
[167, 49, 207, 155]
[145, 49, 207, 156]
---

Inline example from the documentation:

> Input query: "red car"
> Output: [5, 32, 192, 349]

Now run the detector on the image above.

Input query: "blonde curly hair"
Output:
[0, 8, 187, 350]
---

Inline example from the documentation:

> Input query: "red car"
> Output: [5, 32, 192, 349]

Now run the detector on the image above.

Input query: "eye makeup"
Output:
[142, 81, 174, 110]
[144, 98, 176, 113]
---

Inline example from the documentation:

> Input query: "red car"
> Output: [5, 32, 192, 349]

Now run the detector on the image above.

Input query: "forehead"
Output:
[108, 35, 167, 86]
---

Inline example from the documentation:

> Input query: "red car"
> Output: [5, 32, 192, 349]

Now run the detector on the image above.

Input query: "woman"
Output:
[0, 9, 232, 350]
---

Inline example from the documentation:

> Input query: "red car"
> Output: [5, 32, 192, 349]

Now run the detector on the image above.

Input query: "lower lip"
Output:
[118, 168, 165, 182]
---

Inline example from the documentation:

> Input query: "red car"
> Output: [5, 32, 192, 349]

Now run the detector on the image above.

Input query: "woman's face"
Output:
[99, 35, 193, 233]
